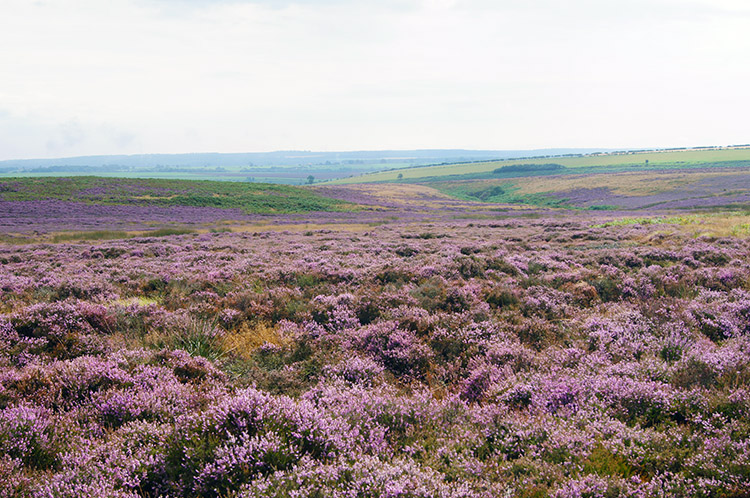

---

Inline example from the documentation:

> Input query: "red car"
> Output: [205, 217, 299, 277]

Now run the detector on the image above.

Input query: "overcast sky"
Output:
[1, 0, 749, 160]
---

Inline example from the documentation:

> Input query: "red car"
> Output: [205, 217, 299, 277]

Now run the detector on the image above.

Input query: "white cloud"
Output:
[0, 0, 748, 159]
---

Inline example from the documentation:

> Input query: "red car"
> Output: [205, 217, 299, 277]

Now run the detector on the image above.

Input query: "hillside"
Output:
[0, 148, 607, 184]
[324, 147, 750, 211]
[330, 146, 750, 184]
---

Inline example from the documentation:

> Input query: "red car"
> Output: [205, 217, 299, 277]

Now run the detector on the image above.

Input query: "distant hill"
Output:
[322, 145, 750, 211]
[0, 149, 611, 184]
[0, 149, 609, 170]
[329, 146, 750, 184]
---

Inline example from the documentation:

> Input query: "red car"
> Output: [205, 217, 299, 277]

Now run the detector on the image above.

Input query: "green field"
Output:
[329, 147, 750, 184]
[0, 169, 326, 185]
[0, 177, 356, 214]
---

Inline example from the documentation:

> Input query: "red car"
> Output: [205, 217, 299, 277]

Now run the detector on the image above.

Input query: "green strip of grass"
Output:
[50, 228, 199, 243]
[0, 177, 357, 214]
[430, 181, 572, 208]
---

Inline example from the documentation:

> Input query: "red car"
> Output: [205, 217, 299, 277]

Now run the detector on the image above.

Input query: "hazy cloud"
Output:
[1, 0, 748, 159]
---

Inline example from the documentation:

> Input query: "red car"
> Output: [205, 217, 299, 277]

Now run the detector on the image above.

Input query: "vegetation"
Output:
[331, 147, 750, 184]
[2, 218, 750, 496]
[430, 181, 569, 208]
[0, 177, 356, 214]
[493, 163, 565, 174]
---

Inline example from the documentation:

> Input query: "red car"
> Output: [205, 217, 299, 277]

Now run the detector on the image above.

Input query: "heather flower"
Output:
[0, 212, 749, 495]
[349, 321, 433, 378]
[0, 404, 54, 468]
[238, 454, 480, 498]
[324, 355, 385, 385]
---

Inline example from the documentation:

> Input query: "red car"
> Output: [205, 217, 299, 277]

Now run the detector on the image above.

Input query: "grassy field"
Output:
[591, 212, 750, 237]
[0, 177, 356, 214]
[329, 147, 750, 184]
[430, 168, 750, 207]
[0, 161, 439, 184]
[0, 169, 330, 185]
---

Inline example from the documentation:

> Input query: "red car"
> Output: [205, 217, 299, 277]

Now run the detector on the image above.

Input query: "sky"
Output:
[1, 0, 749, 160]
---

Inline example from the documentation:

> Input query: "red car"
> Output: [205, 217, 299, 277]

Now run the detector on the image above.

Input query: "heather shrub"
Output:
[91, 362, 220, 428]
[581, 444, 634, 479]
[486, 256, 521, 276]
[690, 304, 739, 342]
[500, 383, 533, 410]
[350, 321, 433, 378]
[565, 281, 600, 306]
[485, 283, 520, 308]
[460, 362, 502, 403]
[35, 420, 172, 497]
[0, 404, 56, 468]
[310, 293, 360, 331]
[658, 327, 693, 363]
[521, 286, 570, 320]
[2, 356, 133, 410]
[324, 355, 384, 385]
[10, 302, 109, 360]
[486, 341, 536, 371]
[165, 387, 358, 497]
[671, 358, 718, 389]
[2, 215, 750, 496]
[588, 275, 621, 302]
[390, 305, 438, 336]
[516, 316, 559, 351]
[596, 377, 674, 426]
[411, 276, 450, 311]
[375, 266, 415, 284]
[0, 455, 33, 498]
[239, 455, 478, 498]
[353, 293, 382, 325]
[153, 349, 226, 384]
[456, 255, 485, 278]
[429, 321, 494, 364]
[584, 313, 656, 362]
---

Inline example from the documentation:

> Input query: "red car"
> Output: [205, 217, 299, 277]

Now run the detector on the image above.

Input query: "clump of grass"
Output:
[109, 296, 160, 307]
[147, 228, 196, 237]
[51, 230, 129, 242]
[48, 227, 197, 243]
[594, 215, 704, 228]
[583, 445, 634, 478]
[0, 234, 37, 245]
[222, 321, 288, 360]
[143, 318, 228, 361]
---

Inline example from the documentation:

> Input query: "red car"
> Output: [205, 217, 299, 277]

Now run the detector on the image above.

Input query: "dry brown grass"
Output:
[222, 321, 289, 360]
[610, 213, 750, 240]
[513, 170, 746, 197]
[319, 183, 534, 211]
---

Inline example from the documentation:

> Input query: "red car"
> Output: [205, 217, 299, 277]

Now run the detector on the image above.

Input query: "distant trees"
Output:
[493, 163, 565, 174]
[307, 175, 315, 184]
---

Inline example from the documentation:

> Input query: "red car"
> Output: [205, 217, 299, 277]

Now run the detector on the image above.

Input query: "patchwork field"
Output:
[431, 167, 750, 211]
[322, 147, 750, 212]
[2, 175, 750, 497]
[331, 147, 750, 184]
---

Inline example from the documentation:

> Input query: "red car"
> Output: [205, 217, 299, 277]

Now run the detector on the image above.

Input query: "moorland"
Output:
[1, 147, 750, 497]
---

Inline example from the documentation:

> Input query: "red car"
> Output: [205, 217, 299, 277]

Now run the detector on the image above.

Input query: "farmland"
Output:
[321, 147, 750, 212]
[331, 147, 750, 184]
[1, 173, 750, 497]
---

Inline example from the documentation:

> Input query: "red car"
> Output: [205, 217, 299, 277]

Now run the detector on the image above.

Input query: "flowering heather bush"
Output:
[2, 217, 750, 496]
